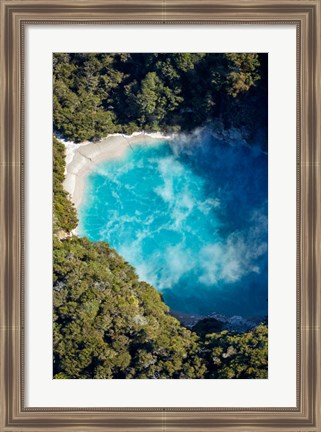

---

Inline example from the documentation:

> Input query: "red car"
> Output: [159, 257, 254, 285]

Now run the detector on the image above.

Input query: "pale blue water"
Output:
[78, 130, 268, 318]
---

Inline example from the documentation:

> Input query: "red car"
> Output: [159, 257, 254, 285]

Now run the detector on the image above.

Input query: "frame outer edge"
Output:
[0, 3, 6, 430]
[313, 4, 321, 432]
[0, 0, 320, 431]
[302, 1, 321, 429]
[0, 3, 8, 432]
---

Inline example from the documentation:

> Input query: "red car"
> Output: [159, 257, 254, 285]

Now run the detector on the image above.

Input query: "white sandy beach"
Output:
[62, 132, 173, 208]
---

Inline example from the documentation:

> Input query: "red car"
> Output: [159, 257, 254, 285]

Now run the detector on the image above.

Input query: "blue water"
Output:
[78, 130, 268, 318]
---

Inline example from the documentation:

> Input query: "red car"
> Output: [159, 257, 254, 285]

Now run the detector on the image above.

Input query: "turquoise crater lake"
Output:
[78, 130, 268, 318]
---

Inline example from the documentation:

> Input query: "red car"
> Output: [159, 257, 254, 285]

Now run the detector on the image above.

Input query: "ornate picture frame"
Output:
[0, 1, 320, 430]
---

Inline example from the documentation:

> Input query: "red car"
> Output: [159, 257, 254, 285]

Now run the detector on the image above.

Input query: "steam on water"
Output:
[78, 129, 268, 318]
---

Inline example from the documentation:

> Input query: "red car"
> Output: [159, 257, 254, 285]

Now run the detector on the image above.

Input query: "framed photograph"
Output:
[1, 1, 320, 430]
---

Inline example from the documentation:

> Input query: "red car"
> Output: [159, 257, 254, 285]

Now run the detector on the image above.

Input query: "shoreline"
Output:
[59, 129, 268, 331]
[171, 310, 266, 332]
[62, 131, 173, 208]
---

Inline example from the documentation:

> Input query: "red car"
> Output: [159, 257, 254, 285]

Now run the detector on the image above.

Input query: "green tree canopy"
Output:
[53, 53, 267, 141]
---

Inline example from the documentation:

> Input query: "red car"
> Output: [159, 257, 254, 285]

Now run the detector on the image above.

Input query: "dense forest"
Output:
[53, 53, 268, 379]
[53, 53, 267, 146]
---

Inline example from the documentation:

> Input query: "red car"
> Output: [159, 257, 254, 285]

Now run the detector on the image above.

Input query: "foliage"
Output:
[53, 228, 268, 379]
[53, 53, 267, 142]
[53, 235, 206, 378]
[201, 324, 268, 379]
[53, 137, 78, 234]
[225, 53, 261, 97]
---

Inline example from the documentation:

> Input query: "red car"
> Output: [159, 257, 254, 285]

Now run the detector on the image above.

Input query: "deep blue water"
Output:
[78, 129, 268, 318]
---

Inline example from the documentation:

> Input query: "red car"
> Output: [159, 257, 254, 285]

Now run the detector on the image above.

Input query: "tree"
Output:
[202, 324, 268, 378]
[53, 236, 207, 379]
[53, 137, 78, 234]
[135, 72, 183, 129]
[225, 53, 261, 97]
[53, 53, 266, 141]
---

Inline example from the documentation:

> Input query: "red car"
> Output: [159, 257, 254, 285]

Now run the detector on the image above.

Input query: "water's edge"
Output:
[60, 127, 268, 330]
